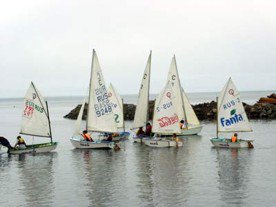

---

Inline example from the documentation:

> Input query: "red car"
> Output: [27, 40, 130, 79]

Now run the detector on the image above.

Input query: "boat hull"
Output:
[9, 142, 58, 154]
[70, 137, 114, 149]
[180, 125, 203, 135]
[144, 139, 183, 148]
[159, 125, 203, 137]
[210, 138, 254, 148]
[132, 136, 150, 143]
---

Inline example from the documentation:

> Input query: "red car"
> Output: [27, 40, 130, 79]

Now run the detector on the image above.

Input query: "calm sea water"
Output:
[0, 92, 275, 207]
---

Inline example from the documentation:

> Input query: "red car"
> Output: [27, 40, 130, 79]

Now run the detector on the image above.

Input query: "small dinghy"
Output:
[145, 81, 183, 148]
[210, 78, 254, 148]
[70, 50, 119, 149]
[10, 82, 57, 155]
[132, 51, 152, 143]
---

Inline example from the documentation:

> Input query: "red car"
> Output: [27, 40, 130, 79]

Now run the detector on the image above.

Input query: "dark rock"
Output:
[64, 94, 276, 121]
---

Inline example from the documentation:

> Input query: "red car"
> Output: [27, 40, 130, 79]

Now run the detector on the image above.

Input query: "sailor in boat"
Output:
[136, 127, 145, 137]
[14, 136, 27, 150]
[179, 120, 185, 129]
[145, 122, 153, 137]
[82, 130, 93, 142]
[231, 133, 238, 142]
[172, 133, 180, 148]
[0, 136, 14, 153]
[104, 134, 113, 142]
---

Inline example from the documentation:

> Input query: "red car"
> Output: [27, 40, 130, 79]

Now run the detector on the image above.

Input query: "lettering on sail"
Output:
[94, 72, 112, 117]
[23, 99, 44, 119]
[158, 113, 179, 128]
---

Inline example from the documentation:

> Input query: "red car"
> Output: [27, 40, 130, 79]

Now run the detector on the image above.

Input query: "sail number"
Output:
[95, 105, 112, 117]
[157, 101, 173, 112]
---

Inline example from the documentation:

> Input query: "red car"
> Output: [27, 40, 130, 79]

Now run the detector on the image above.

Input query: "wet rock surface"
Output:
[64, 93, 276, 120]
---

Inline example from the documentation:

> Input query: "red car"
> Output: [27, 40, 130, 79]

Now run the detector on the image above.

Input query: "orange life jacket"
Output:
[83, 133, 91, 141]
[179, 123, 184, 129]
[231, 136, 237, 143]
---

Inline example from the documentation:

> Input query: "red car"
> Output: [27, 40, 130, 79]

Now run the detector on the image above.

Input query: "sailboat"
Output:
[132, 51, 152, 143]
[70, 50, 118, 149]
[165, 56, 202, 136]
[144, 81, 183, 148]
[99, 83, 130, 141]
[10, 82, 58, 154]
[210, 78, 254, 148]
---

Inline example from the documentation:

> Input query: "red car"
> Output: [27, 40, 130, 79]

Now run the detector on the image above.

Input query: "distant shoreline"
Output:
[64, 93, 276, 121]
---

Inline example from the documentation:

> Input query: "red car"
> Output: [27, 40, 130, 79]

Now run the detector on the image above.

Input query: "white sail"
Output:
[87, 50, 118, 133]
[132, 51, 151, 129]
[182, 89, 200, 128]
[166, 56, 187, 126]
[108, 83, 124, 128]
[217, 78, 252, 132]
[73, 99, 86, 136]
[20, 82, 51, 137]
[152, 81, 181, 134]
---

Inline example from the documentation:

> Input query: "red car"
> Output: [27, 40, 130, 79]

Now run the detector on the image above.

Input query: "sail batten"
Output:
[217, 78, 252, 132]
[132, 52, 151, 129]
[20, 83, 51, 138]
[86, 50, 118, 133]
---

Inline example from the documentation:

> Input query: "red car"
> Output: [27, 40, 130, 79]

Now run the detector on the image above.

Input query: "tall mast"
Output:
[122, 98, 125, 132]
[45, 101, 53, 143]
[146, 50, 152, 124]
[173, 55, 188, 128]
[86, 49, 95, 131]
[216, 96, 219, 138]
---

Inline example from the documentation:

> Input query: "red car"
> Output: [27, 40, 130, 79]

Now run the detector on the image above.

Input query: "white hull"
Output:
[210, 138, 254, 148]
[9, 142, 57, 155]
[132, 136, 150, 143]
[144, 139, 183, 148]
[159, 126, 203, 137]
[180, 125, 203, 135]
[70, 137, 114, 149]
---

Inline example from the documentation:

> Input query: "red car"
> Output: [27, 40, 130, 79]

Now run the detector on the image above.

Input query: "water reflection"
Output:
[71, 149, 127, 206]
[17, 152, 56, 206]
[215, 148, 252, 206]
[134, 142, 193, 206]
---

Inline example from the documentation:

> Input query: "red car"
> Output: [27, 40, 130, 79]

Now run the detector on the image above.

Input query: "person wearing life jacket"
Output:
[145, 123, 152, 136]
[231, 133, 238, 143]
[14, 136, 27, 150]
[0, 136, 14, 153]
[179, 120, 185, 129]
[136, 127, 145, 137]
[82, 130, 93, 142]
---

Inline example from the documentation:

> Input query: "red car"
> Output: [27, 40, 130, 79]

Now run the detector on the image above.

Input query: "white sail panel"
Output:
[132, 52, 151, 129]
[87, 50, 118, 133]
[73, 99, 86, 136]
[152, 82, 181, 134]
[166, 56, 186, 125]
[218, 78, 252, 132]
[108, 83, 124, 128]
[182, 89, 200, 128]
[20, 82, 51, 137]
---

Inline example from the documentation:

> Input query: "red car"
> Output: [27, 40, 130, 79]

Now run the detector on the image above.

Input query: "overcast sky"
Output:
[0, 0, 275, 98]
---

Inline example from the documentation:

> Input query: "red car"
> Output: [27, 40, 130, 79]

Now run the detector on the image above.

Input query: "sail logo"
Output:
[23, 100, 44, 118]
[220, 109, 244, 127]
[158, 113, 179, 128]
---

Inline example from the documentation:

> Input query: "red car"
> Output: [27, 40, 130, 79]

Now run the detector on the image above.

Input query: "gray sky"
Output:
[0, 0, 275, 98]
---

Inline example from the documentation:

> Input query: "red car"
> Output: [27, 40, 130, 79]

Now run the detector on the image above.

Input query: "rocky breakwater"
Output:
[64, 93, 276, 121]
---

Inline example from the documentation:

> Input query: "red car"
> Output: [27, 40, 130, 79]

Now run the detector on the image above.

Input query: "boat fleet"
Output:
[0, 50, 254, 154]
